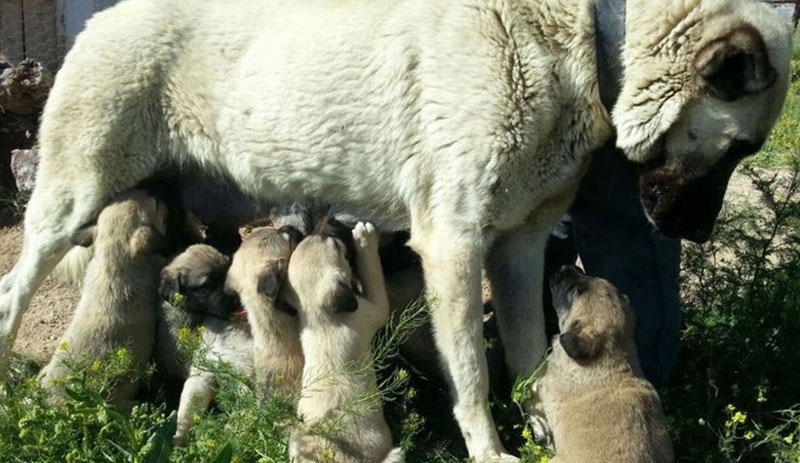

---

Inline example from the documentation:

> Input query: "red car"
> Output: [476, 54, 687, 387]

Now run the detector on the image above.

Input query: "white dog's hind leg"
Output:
[409, 226, 517, 462]
[486, 231, 549, 381]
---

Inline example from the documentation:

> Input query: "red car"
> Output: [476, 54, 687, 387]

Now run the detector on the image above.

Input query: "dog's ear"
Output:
[326, 281, 358, 314]
[71, 223, 98, 247]
[559, 328, 600, 362]
[696, 24, 777, 102]
[256, 261, 286, 301]
[159, 271, 182, 302]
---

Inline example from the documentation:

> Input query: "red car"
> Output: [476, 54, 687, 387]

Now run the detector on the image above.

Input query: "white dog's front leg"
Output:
[410, 229, 517, 462]
[486, 231, 549, 380]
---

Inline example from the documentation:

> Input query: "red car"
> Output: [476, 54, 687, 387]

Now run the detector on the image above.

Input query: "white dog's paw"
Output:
[352, 221, 379, 251]
[527, 414, 554, 450]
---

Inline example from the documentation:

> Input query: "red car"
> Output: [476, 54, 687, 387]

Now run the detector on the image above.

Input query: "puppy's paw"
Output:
[352, 221, 379, 252]
[528, 414, 554, 450]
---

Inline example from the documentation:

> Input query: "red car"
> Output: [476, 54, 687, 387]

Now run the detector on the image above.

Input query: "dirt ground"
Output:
[0, 224, 80, 363]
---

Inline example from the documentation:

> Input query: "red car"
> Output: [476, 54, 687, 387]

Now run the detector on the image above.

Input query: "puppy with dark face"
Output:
[156, 244, 255, 446]
[39, 190, 168, 405]
[287, 222, 404, 463]
[224, 223, 303, 396]
[527, 266, 673, 463]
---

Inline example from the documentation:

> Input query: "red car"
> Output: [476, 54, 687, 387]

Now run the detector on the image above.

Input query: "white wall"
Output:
[58, 0, 121, 52]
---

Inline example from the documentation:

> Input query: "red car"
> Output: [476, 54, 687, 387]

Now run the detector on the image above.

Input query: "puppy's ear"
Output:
[696, 24, 777, 102]
[256, 263, 285, 301]
[326, 282, 358, 314]
[159, 272, 182, 302]
[559, 329, 600, 362]
[71, 223, 98, 247]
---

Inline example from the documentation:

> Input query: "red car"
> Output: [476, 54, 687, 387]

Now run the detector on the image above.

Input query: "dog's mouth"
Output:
[636, 152, 743, 244]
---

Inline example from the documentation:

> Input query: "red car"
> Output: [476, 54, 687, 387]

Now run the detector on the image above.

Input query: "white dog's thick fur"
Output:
[0, 0, 790, 459]
[288, 222, 403, 463]
[38, 190, 167, 404]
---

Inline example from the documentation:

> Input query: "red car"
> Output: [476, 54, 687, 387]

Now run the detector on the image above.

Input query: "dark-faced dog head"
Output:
[159, 244, 237, 318]
[549, 266, 635, 363]
[285, 231, 360, 328]
[72, 189, 169, 257]
[612, 1, 791, 243]
[225, 224, 302, 316]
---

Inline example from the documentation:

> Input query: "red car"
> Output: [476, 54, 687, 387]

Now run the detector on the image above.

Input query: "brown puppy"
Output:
[224, 224, 303, 395]
[287, 222, 404, 463]
[39, 190, 168, 405]
[527, 266, 673, 463]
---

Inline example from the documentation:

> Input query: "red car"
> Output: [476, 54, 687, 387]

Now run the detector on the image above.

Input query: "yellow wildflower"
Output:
[522, 427, 533, 440]
[178, 327, 192, 343]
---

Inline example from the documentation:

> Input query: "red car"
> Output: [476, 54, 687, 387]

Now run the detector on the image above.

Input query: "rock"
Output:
[0, 59, 54, 116]
[10, 147, 39, 193]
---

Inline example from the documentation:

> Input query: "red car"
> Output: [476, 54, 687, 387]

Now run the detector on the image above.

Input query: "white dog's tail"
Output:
[382, 448, 405, 463]
[51, 245, 93, 287]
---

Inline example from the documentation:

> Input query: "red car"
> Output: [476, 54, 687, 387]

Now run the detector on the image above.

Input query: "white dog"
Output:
[0, 1, 789, 458]
[287, 222, 404, 463]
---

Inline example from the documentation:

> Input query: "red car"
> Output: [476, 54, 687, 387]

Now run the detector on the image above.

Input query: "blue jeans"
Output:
[545, 141, 681, 387]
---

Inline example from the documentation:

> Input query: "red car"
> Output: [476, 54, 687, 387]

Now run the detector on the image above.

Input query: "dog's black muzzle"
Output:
[637, 139, 763, 243]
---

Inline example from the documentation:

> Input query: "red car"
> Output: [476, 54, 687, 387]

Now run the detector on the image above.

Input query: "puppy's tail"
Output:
[51, 245, 93, 287]
[382, 448, 405, 463]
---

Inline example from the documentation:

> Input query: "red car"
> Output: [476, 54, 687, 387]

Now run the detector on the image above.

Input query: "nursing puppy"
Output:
[39, 190, 168, 405]
[154, 244, 252, 446]
[287, 222, 404, 463]
[225, 223, 304, 395]
[155, 243, 238, 380]
[528, 266, 673, 463]
[1, 1, 790, 458]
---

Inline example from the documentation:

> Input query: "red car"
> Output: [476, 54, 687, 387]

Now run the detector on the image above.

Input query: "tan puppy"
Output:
[39, 190, 168, 405]
[224, 224, 304, 395]
[155, 244, 252, 446]
[287, 222, 404, 463]
[528, 266, 673, 463]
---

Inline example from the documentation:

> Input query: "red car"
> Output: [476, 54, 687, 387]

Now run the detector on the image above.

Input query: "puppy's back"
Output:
[549, 376, 673, 463]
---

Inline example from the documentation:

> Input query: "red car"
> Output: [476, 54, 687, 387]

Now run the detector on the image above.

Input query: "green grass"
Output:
[753, 28, 800, 168]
